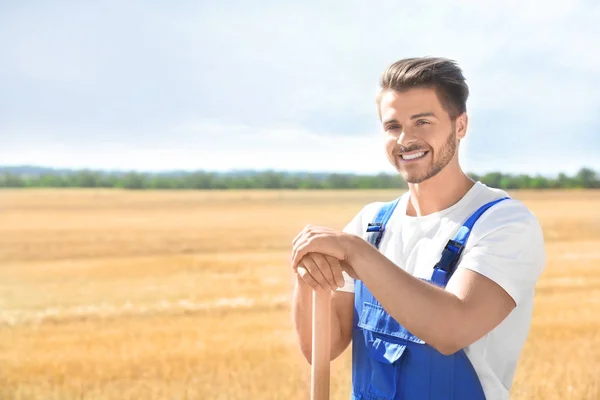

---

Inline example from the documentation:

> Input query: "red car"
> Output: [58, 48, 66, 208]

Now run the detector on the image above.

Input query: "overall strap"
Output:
[431, 196, 511, 286]
[365, 197, 402, 249]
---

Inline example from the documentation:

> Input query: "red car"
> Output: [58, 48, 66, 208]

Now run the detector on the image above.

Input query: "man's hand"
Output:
[291, 228, 358, 364]
[292, 225, 360, 288]
[295, 253, 345, 291]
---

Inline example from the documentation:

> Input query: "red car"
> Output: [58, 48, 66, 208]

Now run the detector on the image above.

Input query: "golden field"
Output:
[1, 188, 599, 400]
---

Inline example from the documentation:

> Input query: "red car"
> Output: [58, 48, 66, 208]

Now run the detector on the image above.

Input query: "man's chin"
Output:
[401, 169, 435, 185]
[392, 162, 436, 184]
[405, 176, 427, 185]
[396, 168, 423, 184]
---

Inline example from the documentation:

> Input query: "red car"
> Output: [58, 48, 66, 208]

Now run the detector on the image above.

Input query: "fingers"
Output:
[292, 224, 319, 248]
[296, 253, 346, 291]
[324, 255, 345, 288]
[297, 266, 321, 291]
[298, 255, 330, 291]
[292, 226, 308, 248]
[292, 240, 313, 270]
[291, 225, 335, 253]
[311, 253, 339, 290]
[291, 233, 335, 270]
[291, 229, 317, 269]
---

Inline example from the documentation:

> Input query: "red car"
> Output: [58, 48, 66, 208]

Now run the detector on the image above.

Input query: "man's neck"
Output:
[405, 163, 475, 217]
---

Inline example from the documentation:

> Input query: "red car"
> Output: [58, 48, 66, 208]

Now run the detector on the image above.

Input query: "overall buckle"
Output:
[434, 239, 464, 273]
[367, 222, 383, 233]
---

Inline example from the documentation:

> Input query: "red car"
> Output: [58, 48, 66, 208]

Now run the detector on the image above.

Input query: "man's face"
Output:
[379, 87, 466, 184]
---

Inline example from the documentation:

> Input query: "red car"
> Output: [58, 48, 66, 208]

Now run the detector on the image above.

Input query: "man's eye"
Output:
[387, 125, 401, 130]
[416, 120, 430, 126]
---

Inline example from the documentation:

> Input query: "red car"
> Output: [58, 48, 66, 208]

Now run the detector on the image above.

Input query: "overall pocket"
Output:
[356, 302, 425, 399]
[358, 302, 425, 344]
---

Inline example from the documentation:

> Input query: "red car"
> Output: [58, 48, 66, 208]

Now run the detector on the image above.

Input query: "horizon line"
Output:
[0, 164, 597, 178]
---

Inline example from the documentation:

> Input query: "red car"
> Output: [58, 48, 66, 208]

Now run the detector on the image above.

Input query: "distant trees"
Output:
[0, 167, 598, 190]
[575, 167, 598, 188]
[469, 168, 599, 190]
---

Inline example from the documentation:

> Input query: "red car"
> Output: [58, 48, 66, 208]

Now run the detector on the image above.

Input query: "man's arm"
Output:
[291, 204, 545, 356]
[346, 211, 544, 355]
[292, 275, 354, 363]
[349, 245, 515, 355]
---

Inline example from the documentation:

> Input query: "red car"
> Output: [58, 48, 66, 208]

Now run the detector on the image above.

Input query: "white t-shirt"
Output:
[338, 181, 546, 400]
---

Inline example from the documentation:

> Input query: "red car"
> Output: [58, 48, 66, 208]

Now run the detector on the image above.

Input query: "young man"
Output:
[291, 57, 546, 400]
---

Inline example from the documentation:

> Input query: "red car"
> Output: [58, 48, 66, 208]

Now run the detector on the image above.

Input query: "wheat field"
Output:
[0, 189, 599, 399]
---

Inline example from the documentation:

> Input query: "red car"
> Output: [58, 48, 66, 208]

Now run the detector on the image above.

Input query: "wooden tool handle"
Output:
[311, 289, 332, 400]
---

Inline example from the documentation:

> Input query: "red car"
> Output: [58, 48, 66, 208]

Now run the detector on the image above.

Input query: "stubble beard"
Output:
[402, 126, 458, 184]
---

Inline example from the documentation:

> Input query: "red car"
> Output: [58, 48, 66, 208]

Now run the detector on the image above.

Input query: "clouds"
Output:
[0, 0, 598, 175]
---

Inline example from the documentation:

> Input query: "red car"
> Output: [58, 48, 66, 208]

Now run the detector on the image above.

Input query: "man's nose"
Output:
[396, 128, 416, 144]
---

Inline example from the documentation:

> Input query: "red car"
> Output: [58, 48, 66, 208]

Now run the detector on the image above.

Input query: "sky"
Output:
[1, 0, 599, 176]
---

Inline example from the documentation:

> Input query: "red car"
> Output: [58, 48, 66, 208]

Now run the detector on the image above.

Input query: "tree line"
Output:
[0, 167, 598, 190]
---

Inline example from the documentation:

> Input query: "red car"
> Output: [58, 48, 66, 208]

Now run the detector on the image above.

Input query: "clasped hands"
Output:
[291, 224, 360, 291]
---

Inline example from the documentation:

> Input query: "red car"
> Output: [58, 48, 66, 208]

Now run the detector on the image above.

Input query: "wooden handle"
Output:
[311, 289, 332, 400]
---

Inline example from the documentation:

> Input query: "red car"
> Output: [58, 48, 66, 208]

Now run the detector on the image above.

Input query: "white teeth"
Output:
[401, 152, 425, 160]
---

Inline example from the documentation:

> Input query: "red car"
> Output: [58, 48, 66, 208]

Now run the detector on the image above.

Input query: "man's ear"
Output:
[456, 113, 468, 140]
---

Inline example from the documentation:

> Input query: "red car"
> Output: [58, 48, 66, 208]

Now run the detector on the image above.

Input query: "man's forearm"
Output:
[292, 275, 346, 363]
[348, 237, 465, 355]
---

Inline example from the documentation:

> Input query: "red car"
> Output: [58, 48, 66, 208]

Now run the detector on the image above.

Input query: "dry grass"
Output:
[0, 188, 599, 399]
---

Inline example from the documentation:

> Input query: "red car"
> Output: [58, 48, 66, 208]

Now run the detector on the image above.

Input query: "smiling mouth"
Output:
[399, 151, 429, 161]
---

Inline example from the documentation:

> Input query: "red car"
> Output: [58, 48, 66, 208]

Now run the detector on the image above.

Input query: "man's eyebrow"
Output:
[382, 119, 399, 125]
[410, 112, 436, 119]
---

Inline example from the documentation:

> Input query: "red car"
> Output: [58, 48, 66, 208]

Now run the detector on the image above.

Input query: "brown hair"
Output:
[376, 57, 469, 120]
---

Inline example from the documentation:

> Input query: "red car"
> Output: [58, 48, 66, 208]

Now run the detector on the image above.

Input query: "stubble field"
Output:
[1, 188, 599, 399]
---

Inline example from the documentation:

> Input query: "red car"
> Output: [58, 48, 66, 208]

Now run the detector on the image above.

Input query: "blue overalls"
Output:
[351, 196, 510, 400]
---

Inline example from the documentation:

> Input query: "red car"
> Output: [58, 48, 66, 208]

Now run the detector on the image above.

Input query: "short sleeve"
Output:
[337, 271, 356, 293]
[455, 200, 546, 306]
